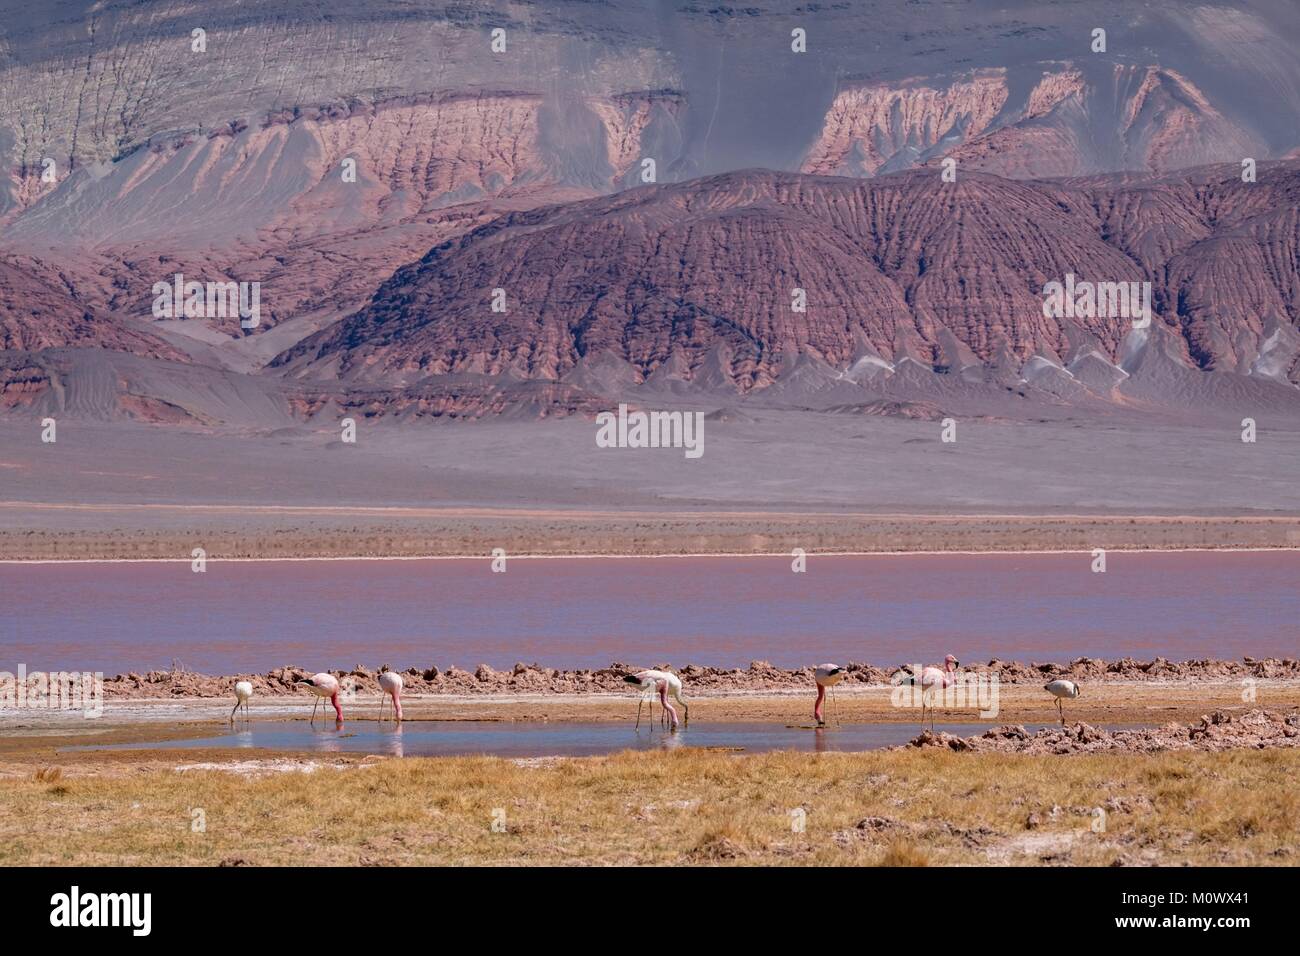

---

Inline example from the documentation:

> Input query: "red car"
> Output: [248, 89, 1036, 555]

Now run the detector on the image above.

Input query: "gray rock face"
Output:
[1, 1, 1299, 420]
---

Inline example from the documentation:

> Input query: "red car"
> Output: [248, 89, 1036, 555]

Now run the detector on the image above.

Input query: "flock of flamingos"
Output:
[228, 655, 1085, 733]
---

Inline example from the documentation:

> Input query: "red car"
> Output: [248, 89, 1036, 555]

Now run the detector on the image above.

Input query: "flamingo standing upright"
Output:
[902, 654, 960, 731]
[378, 668, 403, 722]
[1044, 679, 1080, 725]
[298, 672, 342, 723]
[230, 680, 253, 723]
[813, 664, 845, 727]
[623, 669, 689, 731]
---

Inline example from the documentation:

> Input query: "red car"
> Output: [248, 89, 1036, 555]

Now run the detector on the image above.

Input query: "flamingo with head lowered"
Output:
[623, 669, 689, 731]
[230, 680, 253, 723]
[1044, 679, 1080, 725]
[378, 668, 403, 722]
[813, 664, 845, 727]
[298, 672, 342, 723]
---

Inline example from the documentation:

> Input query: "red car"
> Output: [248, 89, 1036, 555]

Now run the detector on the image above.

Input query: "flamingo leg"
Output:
[635, 696, 643, 730]
[310, 698, 319, 723]
[230, 701, 239, 723]
[659, 686, 677, 731]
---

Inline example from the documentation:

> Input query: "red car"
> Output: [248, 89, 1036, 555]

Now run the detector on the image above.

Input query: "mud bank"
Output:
[908, 709, 1300, 755]
[101, 656, 1300, 700]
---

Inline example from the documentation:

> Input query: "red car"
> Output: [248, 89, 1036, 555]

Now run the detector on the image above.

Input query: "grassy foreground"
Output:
[2, 748, 1297, 866]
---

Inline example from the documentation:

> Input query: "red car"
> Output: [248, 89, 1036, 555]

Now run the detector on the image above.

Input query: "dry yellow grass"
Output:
[1, 748, 1296, 866]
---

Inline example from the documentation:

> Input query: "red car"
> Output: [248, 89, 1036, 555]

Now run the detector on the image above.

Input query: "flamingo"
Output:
[813, 664, 845, 726]
[623, 669, 689, 731]
[1044, 679, 1080, 725]
[378, 668, 403, 722]
[230, 680, 253, 723]
[298, 672, 342, 723]
[901, 654, 959, 731]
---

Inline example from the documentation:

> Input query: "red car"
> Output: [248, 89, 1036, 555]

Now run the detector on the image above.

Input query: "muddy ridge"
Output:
[101, 656, 1300, 700]
[906, 709, 1300, 755]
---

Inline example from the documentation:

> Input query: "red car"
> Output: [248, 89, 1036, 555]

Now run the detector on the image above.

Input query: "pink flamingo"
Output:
[813, 664, 845, 726]
[378, 668, 403, 722]
[298, 672, 342, 723]
[623, 669, 689, 731]
[907, 654, 959, 731]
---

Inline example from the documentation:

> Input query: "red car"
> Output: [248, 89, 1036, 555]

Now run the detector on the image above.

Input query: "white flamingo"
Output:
[813, 664, 845, 726]
[298, 672, 342, 723]
[378, 669, 403, 722]
[900, 654, 959, 731]
[623, 669, 689, 731]
[1044, 679, 1080, 725]
[230, 680, 253, 723]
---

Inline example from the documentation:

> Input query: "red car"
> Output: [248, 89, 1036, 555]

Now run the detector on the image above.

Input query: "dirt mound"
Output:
[100, 655, 1300, 700]
[905, 709, 1300, 754]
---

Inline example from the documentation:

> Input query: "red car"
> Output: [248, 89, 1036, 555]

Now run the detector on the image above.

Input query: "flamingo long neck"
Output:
[392, 689, 402, 720]
[329, 692, 342, 721]
[814, 684, 826, 722]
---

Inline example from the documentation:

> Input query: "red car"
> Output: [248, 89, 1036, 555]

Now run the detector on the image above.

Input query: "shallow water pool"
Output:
[67, 719, 1131, 758]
